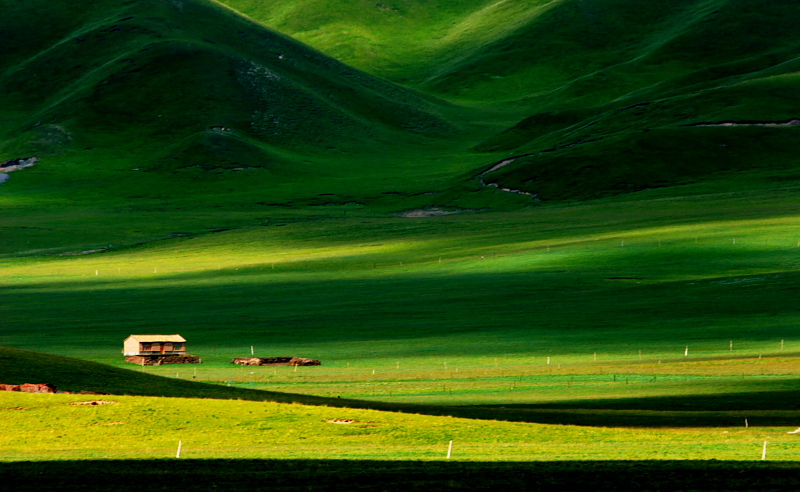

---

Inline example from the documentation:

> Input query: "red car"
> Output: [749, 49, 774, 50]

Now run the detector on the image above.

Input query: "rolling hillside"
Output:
[0, 0, 504, 256]
[220, 0, 800, 200]
[2, 0, 800, 242]
[5, 2, 800, 478]
[0, 0, 459, 153]
[220, 0, 800, 105]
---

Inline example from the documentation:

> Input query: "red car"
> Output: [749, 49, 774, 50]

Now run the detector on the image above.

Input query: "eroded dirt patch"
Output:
[69, 400, 117, 406]
[231, 357, 320, 366]
[479, 156, 540, 199]
[0, 383, 57, 393]
[59, 248, 108, 256]
[0, 157, 39, 172]
[687, 118, 800, 127]
[399, 208, 469, 218]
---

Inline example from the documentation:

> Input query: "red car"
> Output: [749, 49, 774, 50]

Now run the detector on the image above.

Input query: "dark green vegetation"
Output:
[4, 194, 800, 431]
[0, 345, 309, 401]
[222, 0, 800, 200]
[0, 0, 496, 255]
[3, 460, 800, 491]
[5, 0, 800, 254]
[3, 0, 800, 484]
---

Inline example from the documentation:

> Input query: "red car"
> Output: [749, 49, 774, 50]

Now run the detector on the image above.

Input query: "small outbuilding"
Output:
[123, 334, 200, 365]
[123, 334, 187, 356]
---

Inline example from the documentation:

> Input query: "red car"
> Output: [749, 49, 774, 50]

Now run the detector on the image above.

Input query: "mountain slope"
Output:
[219, 0, 800, 105]
[0, 0, 510, 257]
[0, 0, 468, 200]
[0, 0, 458, 144]
[214, 0, 562, 85]
[4, 0, 800, 251]
[213, 0, 800, 201]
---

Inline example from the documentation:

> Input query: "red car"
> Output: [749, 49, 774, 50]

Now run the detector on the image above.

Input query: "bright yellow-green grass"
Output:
[4, 189, 800, 426]
[5, 0, 800, 478]
[2, 391, 798, 462]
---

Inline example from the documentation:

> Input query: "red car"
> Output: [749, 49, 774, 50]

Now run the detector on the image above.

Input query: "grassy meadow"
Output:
[4, 184, 800, 437]
[4, 0, 800, 488]
[1, 390, 799, 462]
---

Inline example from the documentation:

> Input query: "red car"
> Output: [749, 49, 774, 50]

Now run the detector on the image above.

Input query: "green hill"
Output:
[0, 0, 475, 206]
[0, 345, 299, 401]
[5, 2, 800, 475]
[0, 0, 458, 151]
[218, 0, 800, 200]
[217, 0, 800, 103]
[0, 0, 503, 256]
[4, 0, 800, 231]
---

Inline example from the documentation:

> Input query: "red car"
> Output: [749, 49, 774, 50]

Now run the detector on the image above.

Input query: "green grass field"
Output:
[2, 390, 799, 462]
[4, 0, 800, 489]
[4, 187, 800, 447]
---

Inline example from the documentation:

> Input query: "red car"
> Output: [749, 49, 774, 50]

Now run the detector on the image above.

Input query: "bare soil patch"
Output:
[59, 248, 107, 256]
[399, 208, 467, 218]
[0, 383, 57, 393]
[231, 357, 320, 366]
[479, 155, 540, 199]
[688, 118, 800, 127]
[0, 157, 39, 172]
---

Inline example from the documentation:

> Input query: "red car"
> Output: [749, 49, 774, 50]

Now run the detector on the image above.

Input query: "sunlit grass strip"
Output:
[2, 392, 799, 462]
[141, 349, 800, 411]
[3, 211, 800, 285]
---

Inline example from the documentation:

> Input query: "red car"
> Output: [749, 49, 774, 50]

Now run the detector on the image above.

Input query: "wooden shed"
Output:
[123, 335, 187, 356]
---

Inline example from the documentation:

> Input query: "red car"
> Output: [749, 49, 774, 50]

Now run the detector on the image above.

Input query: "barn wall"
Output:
[123, 338, 188, 356]
[123, 338, 141, 356]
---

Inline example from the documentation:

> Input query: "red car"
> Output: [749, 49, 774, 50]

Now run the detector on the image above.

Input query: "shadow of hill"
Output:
[4, 346, 800, 428]
[2, 459, 799, 491]
[0, 347, 800, 427]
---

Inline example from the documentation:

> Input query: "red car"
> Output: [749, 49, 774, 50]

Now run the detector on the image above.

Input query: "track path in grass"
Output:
[477, 154, 537, 198]
[686, 118, 800, 127]
[477, 115, 800, 199]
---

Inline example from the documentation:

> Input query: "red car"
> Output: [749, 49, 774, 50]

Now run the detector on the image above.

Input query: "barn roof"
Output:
[126, 334, 186, 343]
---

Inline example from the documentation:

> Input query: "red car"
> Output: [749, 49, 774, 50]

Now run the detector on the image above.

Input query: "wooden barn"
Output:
[123, 334, 187, 356]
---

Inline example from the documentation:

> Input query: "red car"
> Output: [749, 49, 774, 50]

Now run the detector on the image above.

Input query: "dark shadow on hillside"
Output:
[6, 259, 800, 351]
[1, 459, 799, 491]
[3, 346, 800, 428]
[496, 386, 800, 412]
[357, 394, 800, 428]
